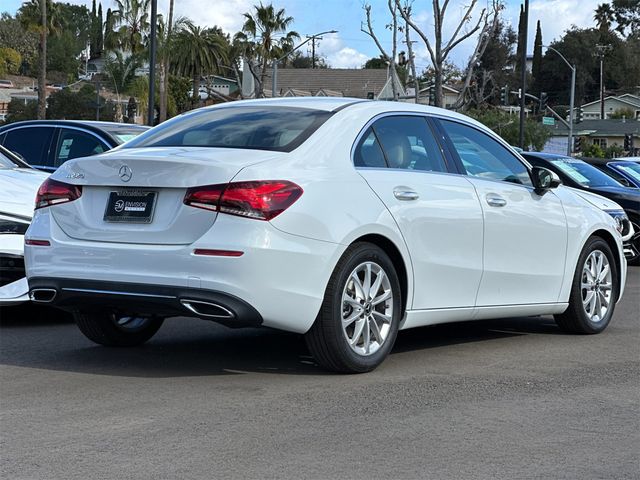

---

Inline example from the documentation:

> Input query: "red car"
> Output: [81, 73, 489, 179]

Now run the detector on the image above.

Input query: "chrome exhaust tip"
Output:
[29, 288, 58, 303]
[180, 299, 235, 319]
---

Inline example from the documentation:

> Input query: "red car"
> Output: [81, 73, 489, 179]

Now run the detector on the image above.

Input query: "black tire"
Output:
[555, 236, 619, 334]
[305, 242, 402, 373]
[74, 311, 164, 347]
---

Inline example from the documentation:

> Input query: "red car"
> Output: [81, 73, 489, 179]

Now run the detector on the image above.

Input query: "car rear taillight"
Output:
[184, 180, 303, 221]
[35, 178, 82, 210]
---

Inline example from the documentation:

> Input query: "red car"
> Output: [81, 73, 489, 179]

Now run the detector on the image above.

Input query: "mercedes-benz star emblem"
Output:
[118, 165, 132, 182]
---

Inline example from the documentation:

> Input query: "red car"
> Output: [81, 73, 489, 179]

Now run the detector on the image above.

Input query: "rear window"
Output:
[123, 106, 332, 152]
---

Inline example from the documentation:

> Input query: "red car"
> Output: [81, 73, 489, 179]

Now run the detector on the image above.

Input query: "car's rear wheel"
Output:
[74, 311, 164, 347]
[555, 236, 619, 334]
[305, 242, 402, 373]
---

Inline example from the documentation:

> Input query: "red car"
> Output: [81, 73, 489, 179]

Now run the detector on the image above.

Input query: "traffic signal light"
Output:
[573, 136, 582, 152]
[500, 85, 508, 106]
[577, 107, 584, 123]
[539, 92, 548, 112]
[428, 86, 435, 105]
[624, 133, 633, 151]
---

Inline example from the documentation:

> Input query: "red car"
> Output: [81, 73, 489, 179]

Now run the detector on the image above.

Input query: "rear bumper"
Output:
[28, 277, 263, 327]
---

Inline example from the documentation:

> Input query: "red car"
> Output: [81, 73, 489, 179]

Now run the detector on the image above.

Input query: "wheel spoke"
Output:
[599, 291, 609, 308]
[583, 290, 595, 309]
[595, 292, 602, 317]
[350, 318, 366, 346]
[595, 252, 604, 277]
[351, 273, 366, 300]
[369, 270, 384, 301]
[372, 289, 392, 306]
[363, 318, 371, 354]
[363, 263, 372, 299]
[599, 282, 612, 291]
[581, 281, 593, 290]
[369, 315, 383, 342]
[343, 293, 361, 309]
[372, 310, 392, 324]
[597, 264, 610, 282]
[342, 310, 361, 328]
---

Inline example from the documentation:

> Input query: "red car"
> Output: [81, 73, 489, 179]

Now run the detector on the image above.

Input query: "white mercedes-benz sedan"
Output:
[0, 145, 48, 306]
[25, 98, 629, 372]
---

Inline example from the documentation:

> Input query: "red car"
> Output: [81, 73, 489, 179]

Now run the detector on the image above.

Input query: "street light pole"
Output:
[543, 45, 575, 155]
[271, 29, 337, 97]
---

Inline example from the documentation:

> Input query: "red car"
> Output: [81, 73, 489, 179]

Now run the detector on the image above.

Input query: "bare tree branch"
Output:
[444, 7, 486, 58]
[395, 0, 437, 69]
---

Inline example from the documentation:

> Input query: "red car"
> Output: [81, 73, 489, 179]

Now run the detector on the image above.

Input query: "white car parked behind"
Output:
[0, 145, 48, 305]
[25, 98, 628, 372]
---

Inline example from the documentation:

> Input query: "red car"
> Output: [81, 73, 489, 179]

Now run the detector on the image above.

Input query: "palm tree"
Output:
[111, 0, 151, 54]
[104, 50, 140, 101]
[594, 3, 615, 32]
[18, 0, 65, 119]
[158, 0, 175, 122]
[171, 22, 228, 107]
[239, 3, 299, 97]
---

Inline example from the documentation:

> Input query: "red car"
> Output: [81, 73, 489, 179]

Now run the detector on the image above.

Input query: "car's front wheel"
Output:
[305, 242, 402, 373]
[74, 311, 164, 347]
[555, 236, 619, 334]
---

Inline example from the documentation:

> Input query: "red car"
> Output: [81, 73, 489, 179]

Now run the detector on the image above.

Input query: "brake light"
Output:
[35, 178, 82, 210]
[184, 180, 303, 221]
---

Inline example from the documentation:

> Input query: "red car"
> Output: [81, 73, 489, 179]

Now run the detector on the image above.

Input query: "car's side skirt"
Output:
[400, 303, 569, 330]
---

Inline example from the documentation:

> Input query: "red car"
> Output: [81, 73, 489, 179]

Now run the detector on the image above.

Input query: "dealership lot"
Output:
[1, 268, 638, 479]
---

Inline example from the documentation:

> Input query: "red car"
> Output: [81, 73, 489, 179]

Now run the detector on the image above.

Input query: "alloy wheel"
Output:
[581, 250, 613, 323]
[341, 261, 394, 356]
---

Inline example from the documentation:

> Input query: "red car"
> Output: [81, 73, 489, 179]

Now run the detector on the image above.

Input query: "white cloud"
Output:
[318, 32, 370, 69]
[527, 0, 601, 45]
[170, 0, 253, 34]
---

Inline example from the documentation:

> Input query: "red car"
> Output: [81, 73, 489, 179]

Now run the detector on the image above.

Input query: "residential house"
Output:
[543, 118, 640, 155]
[572, 93, 640, 120]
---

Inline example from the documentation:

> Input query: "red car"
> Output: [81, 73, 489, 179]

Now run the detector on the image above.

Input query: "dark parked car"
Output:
[582, 157, 640, 188]
[0, 120, 149, 172]
[522, 152, 640, 265]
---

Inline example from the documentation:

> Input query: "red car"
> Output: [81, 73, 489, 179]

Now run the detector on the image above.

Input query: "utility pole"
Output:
[147, 0, 157, 126]
[518, 0, 529, 150]
[307, 34, 323, 69]
[595, 44, 611, 119]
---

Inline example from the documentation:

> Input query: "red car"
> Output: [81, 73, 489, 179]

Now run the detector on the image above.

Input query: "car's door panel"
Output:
[437, 118, 568, 306]
[355, 115, 484, 310]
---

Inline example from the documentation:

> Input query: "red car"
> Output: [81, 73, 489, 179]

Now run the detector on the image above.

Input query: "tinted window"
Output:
[372, 116, 447, 172]
[440, 120, 532, 186]
[2, 127, 54, 167]
[124, 107, 332, 152]
[354, 129, 386, 168]
[55, 129, 106, 166]
[613, 162, 640, 183]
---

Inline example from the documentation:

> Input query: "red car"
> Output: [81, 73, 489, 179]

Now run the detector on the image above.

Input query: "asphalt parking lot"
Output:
[1, 268, 638, 480]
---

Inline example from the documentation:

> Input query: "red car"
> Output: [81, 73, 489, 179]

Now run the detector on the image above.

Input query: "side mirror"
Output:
[617, 177, 632, 188]
[532, 166, 561, 194]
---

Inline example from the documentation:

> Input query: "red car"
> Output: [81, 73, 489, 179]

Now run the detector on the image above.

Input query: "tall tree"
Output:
[111, 0, 151, 54]
[18, 0, 65, 119]
[362, 1, 400, 100]
[514, 4, 525, 81]
[594, 3, 615, 32]
[158, 0, 174, 122]
[97, 3, 103, 55]
[171, 22, 228, 107]
[532, 20, 543, 95]
[396, 0, 502, 108]
[238, 3, 299, 97]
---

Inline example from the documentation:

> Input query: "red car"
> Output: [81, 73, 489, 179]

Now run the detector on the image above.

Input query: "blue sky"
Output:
[2, 0, 606, 70]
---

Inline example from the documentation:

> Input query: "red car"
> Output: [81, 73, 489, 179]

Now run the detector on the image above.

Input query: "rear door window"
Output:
[54, 128, 107, 167]
[2, 127, 55, 168]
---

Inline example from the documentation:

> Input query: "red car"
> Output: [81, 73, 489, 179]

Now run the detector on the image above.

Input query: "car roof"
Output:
[0, 120, 149, 131]
[521, 152, 573, 160]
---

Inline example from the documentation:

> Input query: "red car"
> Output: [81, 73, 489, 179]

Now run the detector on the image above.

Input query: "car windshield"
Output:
[102, 128, 148, 144]
[549, 157, 623, 188]
[612, 162, 640, 183]
[123, 106, 333, 152]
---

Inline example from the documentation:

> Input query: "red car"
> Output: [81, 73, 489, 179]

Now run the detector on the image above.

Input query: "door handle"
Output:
[393, 189, 419, 201]
[485, 193, 507, 207]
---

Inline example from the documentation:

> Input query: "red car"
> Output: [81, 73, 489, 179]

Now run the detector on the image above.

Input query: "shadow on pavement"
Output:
[0, 312, 562, 378]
